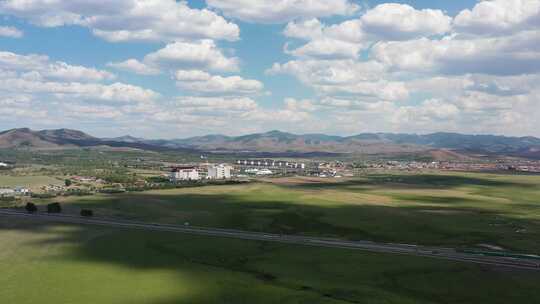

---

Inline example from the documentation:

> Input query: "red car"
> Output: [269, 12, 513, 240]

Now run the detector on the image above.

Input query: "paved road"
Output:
[1, 209, 539, 271]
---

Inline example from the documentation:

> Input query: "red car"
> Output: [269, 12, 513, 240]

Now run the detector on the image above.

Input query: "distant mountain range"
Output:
[0, 128, 190, 153]
[2, 128, 540, 159]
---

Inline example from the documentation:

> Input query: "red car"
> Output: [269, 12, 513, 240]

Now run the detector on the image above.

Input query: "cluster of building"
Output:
[169, 164, 233, 182]
[356, 160, 540, 173]
[236, 159, 306, 169]
[507, 161, 540, 173]
[315, 161, 348, 177]
[364, 161, 443, 170]
[235, 159, 318, 176]
[0, 186, 31, 197]
[169, 160, 303, 182]
[244, 168, 273, 175]
[235, 159, 354, 177]
[167, 158, 540, 183]
[71, 176, 105, 183]
[41, 184, 65, 192]
[432, 161, 540, 172]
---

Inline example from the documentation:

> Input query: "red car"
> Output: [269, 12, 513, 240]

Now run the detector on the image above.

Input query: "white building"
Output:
[207, 164, 232, 179]
[14, 187, 31, 195]
[245, 168, 259, 174]
[256, 169, 273, 175]
[170, 166, 200, 182]
[0, 188, 15, 196]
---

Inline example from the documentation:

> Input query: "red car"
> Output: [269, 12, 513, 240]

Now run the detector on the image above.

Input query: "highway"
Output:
[1, 209, 539, 271]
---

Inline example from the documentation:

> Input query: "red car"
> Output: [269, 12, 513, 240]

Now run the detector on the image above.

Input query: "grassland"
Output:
[1, 217, 539, 304]
[0, 175, 62, 190]
[26, 171, 540, 254]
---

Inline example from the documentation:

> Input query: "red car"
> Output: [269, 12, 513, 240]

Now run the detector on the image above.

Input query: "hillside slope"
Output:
[0, 128, 73, 149]
[164, 131, 540, 157]
[3, 128, 540, 158]
[0, 128, 192, 152]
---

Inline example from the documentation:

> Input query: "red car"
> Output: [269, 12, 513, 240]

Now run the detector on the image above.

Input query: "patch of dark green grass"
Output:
[2, 218, 540, 304]
[290, 174, 531, 191]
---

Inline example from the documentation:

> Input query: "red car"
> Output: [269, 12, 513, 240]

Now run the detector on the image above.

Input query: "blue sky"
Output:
[0, 0, 539, 138]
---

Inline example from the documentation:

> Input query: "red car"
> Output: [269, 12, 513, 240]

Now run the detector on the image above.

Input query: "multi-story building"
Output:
[207, 164, 232, 179]
[170, 166, 200, 182]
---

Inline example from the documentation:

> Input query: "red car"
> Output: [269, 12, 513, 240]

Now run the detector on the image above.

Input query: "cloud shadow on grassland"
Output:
[2, 211, 540, 304]
[282, 174, 536, 191]
[2, 174, 540, 303]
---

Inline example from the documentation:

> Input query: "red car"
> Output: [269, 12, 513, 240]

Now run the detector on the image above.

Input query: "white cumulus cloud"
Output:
[372, 30, 540, 75]
[144, 40, 239, 72]
[0, 26, 23, 38]
[175, 70, 263, 96]
[0, 0, 239, 42]
[0, 50, 115, 82]
[107, 59, 160, 76]
[285, 38, 362, 59]
[206, 0, 359, 23]
[454, 0, 540, 35]
[174, 96, 258, 112]
[108, 40, 240, 75]
[361, 3, 451, 40]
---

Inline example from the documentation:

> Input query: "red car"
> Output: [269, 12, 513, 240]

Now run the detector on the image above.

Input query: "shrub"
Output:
[0, 196, 15, 202]
[25, 202, 38, 213]
[98, 188, 126, 194]
[31, 193, 57, 199]
[80, 209, 93, 217]
[145, 176, 170, 183]
[47, 202, 62, 213]
[64, 189, 92, 196]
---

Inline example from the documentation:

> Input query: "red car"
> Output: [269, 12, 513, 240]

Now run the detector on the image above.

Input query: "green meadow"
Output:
[1, 217, 539, 304]
[35, 171, 540, 253]
[0, 175, 62, 190]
